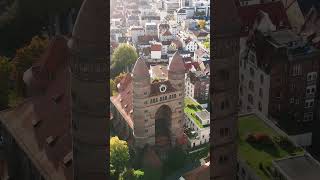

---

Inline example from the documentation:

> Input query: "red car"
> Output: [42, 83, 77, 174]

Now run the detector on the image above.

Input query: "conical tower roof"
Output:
[69, 0, 107, 50]
[169, 51, 185, 73]
[214, 0, 241, 35]
[132, 57, 150, 79]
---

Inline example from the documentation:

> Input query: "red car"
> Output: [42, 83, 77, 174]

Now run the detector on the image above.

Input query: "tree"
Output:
[0, 57, 12, 110]
[110, 136, 130, 178]
[119, 168, 144, 180]
[11, 35, 49, 97]
[110, 79, 117, 96]
[111, 44, 138, 78]
[198, 20, 206, 29]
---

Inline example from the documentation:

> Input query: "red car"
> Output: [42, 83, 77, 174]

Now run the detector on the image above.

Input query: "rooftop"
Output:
[268, 30, 301, 47]
[184, 97, 209, 129]
[273, 154, 320, 180]
[238, 114, 304, 180]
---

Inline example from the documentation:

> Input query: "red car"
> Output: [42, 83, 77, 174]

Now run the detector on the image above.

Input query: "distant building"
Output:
[164, 1, 180, 13]
[185, 71, 209, 104]
[129, 26, 145, 44]
[145, 22, 158, 36]
[127, 15, 140, 26]
[175, 8, 187, 24]
[150, 43, 162, 59]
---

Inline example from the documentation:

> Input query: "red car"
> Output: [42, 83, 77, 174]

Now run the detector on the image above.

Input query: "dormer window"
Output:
[32, 119, 41, 127]
[46, 136, 57, 146]
[63, 152, 73, 167]
[52, 93, 64, 104]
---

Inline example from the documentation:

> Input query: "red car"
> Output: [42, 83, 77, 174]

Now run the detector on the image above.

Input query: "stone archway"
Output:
[155, 105, 172, 148]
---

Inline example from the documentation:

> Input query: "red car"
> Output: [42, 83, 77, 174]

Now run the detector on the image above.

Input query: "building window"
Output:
[290, 98, 294, 104]
[303, 112, 313, 122]
[305, 99, 314, 108]
[258, 102, 262, 111]
[248, 81, 254, 91]
[219, 155, 228, 164]
[220, 128, 229, 137]
[248, 94, 253, 105]
[295, 98, 299, 104]
[241, 74, 244, 81]
[145, 119, 148, 122]
[259, 88, 263, 97]
[292, 64, 301, 76]
[240, 86, 243, 96]
[307, 72, 317, 81]
[145, 129, 148, 132]
[221, 101, 225, 110]
[250, 67, 255, 77]
[306, 85, 316, 96]
[260, 74, 264, 84]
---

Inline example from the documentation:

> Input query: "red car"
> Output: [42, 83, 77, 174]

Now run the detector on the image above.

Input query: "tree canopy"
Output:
[119, 168, 144, 180]
[11, 35, 49, 97]
[198, 20, 206, 29]
[110, 136, 130, 177]
[111, 44, 138, 78]
[0, 56, 12, 110]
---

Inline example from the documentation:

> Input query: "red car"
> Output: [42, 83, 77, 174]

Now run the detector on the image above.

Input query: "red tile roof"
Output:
[151, 44, 162, 51]
[0, 37, 72, 180]
[238, 1, 290, 36]
[162, 30, 172, 36]
[111, 74, 134, 128]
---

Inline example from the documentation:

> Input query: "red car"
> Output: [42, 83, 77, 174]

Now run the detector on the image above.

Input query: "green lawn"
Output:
[238, 115, 304, 180]
[184, 97, 204, 128]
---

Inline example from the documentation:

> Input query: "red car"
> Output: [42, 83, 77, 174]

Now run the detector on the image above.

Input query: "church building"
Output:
[111, 52, 187, 149]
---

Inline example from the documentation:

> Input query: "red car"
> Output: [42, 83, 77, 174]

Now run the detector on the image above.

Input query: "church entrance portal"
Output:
[155, 105, 172, 149]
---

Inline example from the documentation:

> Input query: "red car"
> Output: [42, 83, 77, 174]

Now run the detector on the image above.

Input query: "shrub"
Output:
[246, 132, 273, 145]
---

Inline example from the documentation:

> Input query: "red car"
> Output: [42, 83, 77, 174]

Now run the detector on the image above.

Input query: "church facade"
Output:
[111, 52, 186, 149]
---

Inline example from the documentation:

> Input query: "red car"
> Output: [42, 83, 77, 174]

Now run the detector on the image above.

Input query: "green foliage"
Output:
[110, 136, 130, 178]
[111, 44, 138, 78]
[114, 72, 128, 85]
[142, 167, 162, 180]
[11, 35, 49, 97]
[119, 168, 144, 180]
[0, 56, 12, 110]
[198, 20, 206, 29]
[163, 147, 188, 176]
[110, 79, 116, 96]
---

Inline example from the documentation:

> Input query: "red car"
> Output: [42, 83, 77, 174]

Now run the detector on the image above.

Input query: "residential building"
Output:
[254, 29, 320, 147]
[151, 43, 162, 59]
[129, 26, 145, 44]
[175, 8, 187, 24]
[184, 97, 210, 148]
[185, 71, 209, 104]
[145, 22, 158, 36]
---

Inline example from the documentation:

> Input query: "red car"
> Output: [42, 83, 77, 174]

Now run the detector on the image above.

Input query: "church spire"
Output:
[213, 0, 241, 35]
[68, 0, 107, 53]
[132, 57, 150, 80]
[168, 51, 185, 73]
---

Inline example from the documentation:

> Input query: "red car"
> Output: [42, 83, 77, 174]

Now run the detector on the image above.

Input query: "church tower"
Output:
[212, 0, 240, 179]
[167, 52, 185, 145]
[132, 57, 152, 147]
[68, 0, 108, 179]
